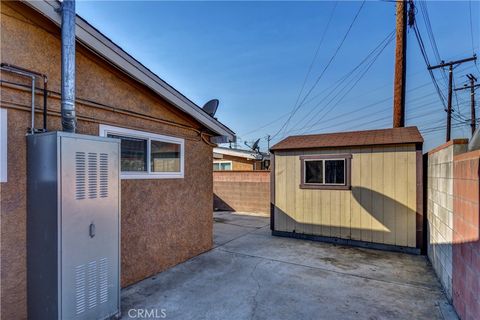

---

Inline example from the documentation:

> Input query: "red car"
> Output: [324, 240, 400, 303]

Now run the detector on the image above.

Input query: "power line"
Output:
[296, 31, 395, 134]
[412, 20, 447, 108]
[286, 30, 395, 134]
[280, 89, 444, 138]
[289, 1, 338, 126]
[271, 0, 367, 140]
[469, 0, 475, 54]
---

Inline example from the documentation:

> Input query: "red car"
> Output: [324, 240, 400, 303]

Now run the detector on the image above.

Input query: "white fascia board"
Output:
[24, 0, 235, 141]
[213, 147, 257, 160]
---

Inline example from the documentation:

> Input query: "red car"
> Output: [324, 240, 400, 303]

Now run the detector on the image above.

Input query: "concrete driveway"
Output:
[121, 211, 457, 320]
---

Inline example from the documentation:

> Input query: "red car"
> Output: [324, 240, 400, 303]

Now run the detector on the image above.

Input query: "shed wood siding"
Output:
[0, 3, 213, 319]
[273, 145, 418, 247]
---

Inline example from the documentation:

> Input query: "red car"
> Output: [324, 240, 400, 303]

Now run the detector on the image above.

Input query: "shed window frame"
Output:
[99, 124, 184, 179]
[300, 154, 352, 190]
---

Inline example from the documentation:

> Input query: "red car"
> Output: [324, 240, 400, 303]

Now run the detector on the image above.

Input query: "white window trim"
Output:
[213, 160, 233, 171]
[99, 124, 184, 179]
[0, 109, 7, 182]
[304, 158, 346, 186]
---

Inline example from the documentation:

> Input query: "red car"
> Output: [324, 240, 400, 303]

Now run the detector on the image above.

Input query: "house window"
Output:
[213, 160, 232, 171]
[300, 154, 351, 190]
[99, 125, 184, 179]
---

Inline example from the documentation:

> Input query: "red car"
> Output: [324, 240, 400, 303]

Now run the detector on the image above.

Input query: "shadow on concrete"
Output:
[213, 193, 234, 212]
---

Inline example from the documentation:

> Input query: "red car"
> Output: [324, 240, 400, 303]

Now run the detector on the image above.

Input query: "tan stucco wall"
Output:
[213, 171, 270, 214]
[273, 145, 419, 248]
[1, 3, 213, 319]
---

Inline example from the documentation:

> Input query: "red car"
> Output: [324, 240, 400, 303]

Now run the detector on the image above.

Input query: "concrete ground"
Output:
[121, 211, 457, 320]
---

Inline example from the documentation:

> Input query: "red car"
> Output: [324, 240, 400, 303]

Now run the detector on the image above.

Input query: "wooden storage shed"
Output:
[270, 127, 424, 253]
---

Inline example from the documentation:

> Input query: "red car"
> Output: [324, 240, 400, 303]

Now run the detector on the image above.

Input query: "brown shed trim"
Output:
[270, 154, 276, 231]
[299, 154, 352, 190]
[416, 147, 424, 251]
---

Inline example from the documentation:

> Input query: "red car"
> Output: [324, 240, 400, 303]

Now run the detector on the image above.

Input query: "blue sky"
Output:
[77, 1, 480, 151]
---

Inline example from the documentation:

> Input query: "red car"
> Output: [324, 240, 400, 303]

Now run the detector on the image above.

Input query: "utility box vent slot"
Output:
[99, 154, 109, 198]
[74, 258, 109, 314]
[87, 261, 97, 309]
[77, 152, 109, 200]
[75, 264, 87, 314]
[75, 152, 86, 200]
[88, 153, 98, 199]
[99, 258, 109, 303]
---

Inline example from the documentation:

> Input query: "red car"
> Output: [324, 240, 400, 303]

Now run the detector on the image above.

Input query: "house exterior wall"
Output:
[213, 171, 270, 214]
[452, 150, 480, 320]
[272, 144, 420, 249]
[215, 154, 258, 171]
[1, 3, 213, 319]
[426, 140, 468, 301]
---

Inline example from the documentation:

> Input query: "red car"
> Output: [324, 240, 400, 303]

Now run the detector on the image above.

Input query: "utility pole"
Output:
[428, 55, 477, 142]
[267, 135, 271, 152]
[454, 74, 480, 136]
[393, 0, 407, 128]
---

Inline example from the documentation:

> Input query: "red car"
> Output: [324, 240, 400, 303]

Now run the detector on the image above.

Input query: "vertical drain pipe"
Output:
[61, 0, 77, 132]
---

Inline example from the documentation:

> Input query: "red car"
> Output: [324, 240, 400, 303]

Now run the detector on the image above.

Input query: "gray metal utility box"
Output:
[27, 132, 121, 320]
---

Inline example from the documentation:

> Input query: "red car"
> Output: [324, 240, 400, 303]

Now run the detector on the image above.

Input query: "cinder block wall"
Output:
[427, 140, 467, 301]
[452, 150, 480, 320]
[213, 171, 270, 215]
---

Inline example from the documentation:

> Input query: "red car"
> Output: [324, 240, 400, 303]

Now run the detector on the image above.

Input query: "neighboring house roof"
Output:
[24, 0, 235, 142]
[213, 147, 258, 160]
[270, 126, 423, 151]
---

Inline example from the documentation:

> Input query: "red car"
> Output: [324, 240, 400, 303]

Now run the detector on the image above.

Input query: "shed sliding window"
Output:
[99, 125, 184, 179]
[300, 154, 351, 190]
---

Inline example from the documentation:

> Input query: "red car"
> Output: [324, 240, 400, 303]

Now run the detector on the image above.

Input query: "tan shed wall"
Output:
[1, 3, 213, 319]
[273, 145, 418, 248]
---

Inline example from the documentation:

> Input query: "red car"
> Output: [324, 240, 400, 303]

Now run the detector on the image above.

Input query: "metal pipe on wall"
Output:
[0, 63, 49, 132]
[60, 0, 77, 132]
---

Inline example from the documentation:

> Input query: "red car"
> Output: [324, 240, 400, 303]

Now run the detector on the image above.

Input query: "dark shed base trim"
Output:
[272, 230, 421, 255]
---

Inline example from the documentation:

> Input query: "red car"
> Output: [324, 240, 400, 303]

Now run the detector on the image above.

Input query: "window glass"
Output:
[108, 134, 147, 172]
[325, 160, 345, 184]
[151, 140, 181, 172]
[221, 162, 232, 170]
[213, 162, 232, 171]
[305, 160, 323, 184]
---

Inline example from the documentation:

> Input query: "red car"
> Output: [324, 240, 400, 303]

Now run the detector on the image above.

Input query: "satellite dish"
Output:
[202, 99, 219, 117]
[245, 138, 261, 153]
[252, 139, 260, 152]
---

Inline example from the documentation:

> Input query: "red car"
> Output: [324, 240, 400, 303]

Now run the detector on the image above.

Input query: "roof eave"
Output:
[270, 141, 423, 152]
[24, 0, 235, 142]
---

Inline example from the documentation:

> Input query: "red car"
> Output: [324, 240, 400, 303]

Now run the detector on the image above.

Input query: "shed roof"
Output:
[24, 0, 235, 142]
[270, 127, 423, 151]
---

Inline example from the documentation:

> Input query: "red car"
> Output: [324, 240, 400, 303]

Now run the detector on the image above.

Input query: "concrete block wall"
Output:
[452, 150, 480, 320]
[213, 171, 270, 215]
[427, 140, 468, 301]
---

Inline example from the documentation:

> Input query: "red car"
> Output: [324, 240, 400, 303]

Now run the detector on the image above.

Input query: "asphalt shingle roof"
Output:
[270, 126, 423, 151]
